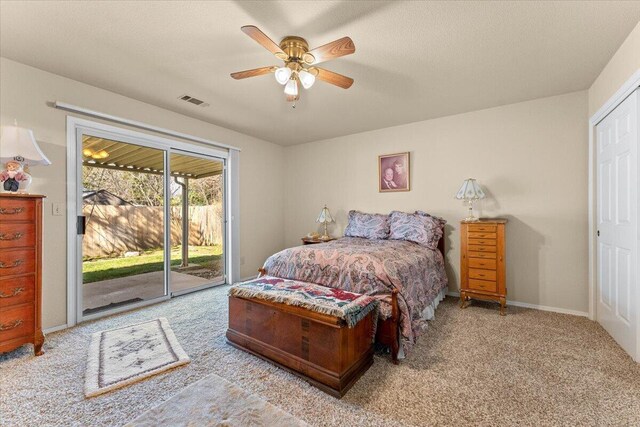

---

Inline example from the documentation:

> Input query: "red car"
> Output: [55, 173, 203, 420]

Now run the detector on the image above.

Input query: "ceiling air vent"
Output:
[178, 94, 210, 107]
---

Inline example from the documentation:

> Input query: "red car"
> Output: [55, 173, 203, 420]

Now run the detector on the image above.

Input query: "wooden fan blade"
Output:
[303, 36, 355, 65]
[314, 68, 354, 89]
[241, 25, 288, 60]
[230, 66, 275, 80]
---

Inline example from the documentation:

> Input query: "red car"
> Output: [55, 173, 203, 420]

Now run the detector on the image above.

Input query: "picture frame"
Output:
[378, 152, 410, 192]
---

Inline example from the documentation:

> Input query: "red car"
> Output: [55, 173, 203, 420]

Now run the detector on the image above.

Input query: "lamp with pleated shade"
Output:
[316, 205, 334, 240]
[455, 178, 486, 221]
[0, 123, 51, 192]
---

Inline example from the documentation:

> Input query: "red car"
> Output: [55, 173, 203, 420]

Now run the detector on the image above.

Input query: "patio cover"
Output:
[82, 136, 223, 178]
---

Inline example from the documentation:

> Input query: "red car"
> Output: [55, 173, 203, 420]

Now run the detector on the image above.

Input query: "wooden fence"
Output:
[82, 204, 223, 259]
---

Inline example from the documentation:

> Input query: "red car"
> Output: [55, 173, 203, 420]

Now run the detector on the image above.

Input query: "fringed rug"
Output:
[85, 318, 189, 398]
[125, 373, 308, 427]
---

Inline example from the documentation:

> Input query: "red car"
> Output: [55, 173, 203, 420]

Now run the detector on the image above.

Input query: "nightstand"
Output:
[459, 218, 507, 315]
[301, 237, 336, 245]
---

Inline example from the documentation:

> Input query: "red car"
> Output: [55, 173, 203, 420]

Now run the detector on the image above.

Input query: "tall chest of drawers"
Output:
[0, 193, 45, 355]
[459, 219, 507, 315]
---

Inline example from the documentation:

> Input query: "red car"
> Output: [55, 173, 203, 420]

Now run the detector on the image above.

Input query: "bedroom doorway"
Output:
[71, 121, 230, 323]
[595, 88, 638, 362]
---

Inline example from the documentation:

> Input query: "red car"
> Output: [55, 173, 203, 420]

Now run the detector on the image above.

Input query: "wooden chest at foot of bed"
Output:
[226, 295, 374, 398]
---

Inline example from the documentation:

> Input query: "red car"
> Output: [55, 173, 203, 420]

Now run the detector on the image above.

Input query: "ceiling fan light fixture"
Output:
[302, 52, 315, 64]
[284, 79, 298, 97]
[298, 70, 316, 89]
[274, 67, 292, 85]
[232, 26, 356, 104]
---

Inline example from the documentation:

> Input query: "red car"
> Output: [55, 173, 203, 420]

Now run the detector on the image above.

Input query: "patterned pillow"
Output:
[415, 210, 447, 228]
[343, 210, 390, 240]
[389, 211, 443, 249]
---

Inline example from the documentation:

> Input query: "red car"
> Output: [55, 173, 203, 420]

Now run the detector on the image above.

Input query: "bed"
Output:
[259, 233, 448, 362]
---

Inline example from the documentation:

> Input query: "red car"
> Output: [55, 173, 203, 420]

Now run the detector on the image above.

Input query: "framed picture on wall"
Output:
[379, 152, 410, 192]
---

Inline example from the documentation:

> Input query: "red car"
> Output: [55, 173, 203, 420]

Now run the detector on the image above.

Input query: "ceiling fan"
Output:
[230, 25, 355, 103]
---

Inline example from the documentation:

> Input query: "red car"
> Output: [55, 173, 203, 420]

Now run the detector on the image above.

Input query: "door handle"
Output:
[77, 216, 86, 235]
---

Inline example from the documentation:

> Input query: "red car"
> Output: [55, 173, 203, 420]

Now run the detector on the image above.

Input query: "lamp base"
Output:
[2, 183, 31, 193]
[2, 160, 32, 193]
[463, 201, 479, 222]
[318, 220, 332, 241]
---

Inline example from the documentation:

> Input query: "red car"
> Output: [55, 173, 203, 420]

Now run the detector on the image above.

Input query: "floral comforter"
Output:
[262, 237, 448, 355]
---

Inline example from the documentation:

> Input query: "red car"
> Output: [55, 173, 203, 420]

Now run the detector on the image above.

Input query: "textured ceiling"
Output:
[1, 1, 639, 146]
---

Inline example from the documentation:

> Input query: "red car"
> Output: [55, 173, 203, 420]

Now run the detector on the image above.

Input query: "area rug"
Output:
[85, 318, 190, 398]
[125, 373, 308, 427]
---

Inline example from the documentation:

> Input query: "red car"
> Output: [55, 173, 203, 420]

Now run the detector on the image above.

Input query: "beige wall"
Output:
[0, 58, 285, 329]
[284, 91, 589, 314]
[589, 21, 640, 116]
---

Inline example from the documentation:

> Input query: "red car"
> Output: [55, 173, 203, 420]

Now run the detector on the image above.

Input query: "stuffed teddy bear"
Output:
[0, 160, 31, 192]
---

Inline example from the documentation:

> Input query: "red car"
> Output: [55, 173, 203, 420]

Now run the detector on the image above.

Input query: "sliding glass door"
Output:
[80, 135, 169, 318]
[169, 150, 226, 296]
[76, 130, 226, 321]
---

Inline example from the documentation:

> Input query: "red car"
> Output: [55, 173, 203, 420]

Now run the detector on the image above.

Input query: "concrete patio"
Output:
[83, 271, 224, 314]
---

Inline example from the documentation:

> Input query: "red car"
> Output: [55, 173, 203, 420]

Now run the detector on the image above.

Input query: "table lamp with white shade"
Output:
[455, 178, 486, 221]
[0, 123, 51, 192]
[0, 122, 51, 192]
[316, 205, 334, 240]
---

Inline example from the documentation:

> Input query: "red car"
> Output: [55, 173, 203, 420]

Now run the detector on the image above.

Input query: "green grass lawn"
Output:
[83, 245, 222, 283]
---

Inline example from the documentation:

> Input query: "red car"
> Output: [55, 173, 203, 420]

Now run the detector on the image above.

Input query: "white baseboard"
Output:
[446, 291, 589, 318]
[43, 324, 69, 334]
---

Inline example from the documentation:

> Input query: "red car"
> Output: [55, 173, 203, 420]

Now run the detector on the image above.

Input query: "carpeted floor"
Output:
[1, 285, 639, 427]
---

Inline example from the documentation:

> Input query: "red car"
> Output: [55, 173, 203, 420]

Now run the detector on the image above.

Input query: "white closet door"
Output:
[596, 89, 638, 361]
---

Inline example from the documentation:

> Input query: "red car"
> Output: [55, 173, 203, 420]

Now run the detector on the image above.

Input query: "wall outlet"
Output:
[52, 203, 65, 216]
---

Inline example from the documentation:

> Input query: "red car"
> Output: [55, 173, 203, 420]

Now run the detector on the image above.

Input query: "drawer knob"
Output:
[0, 207, 24, 215]
[0, 287, 25, 298]
[0, 319, 23, 331]
[0, 259, 24, 269]
[0, 232, 24, 241]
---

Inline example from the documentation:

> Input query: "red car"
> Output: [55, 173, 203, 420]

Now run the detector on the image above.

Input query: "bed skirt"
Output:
[422, 287, 448, 321]
[396, 287, 448, 360]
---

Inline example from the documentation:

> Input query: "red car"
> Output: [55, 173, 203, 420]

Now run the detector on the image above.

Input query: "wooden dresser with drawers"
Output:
[0, 193, 45, 355]
[459, 218, 507, 315]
